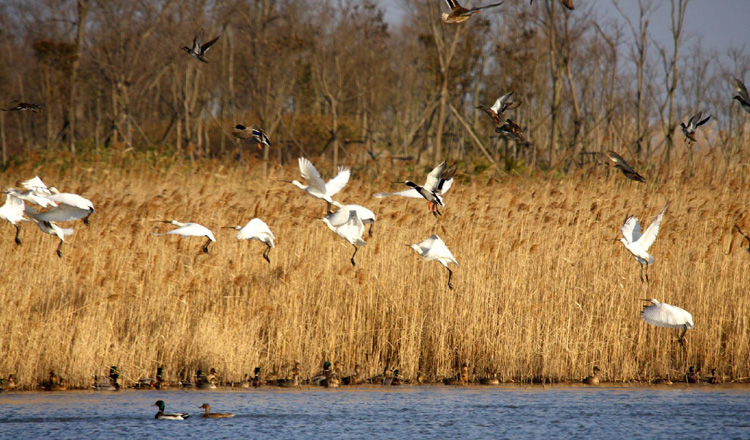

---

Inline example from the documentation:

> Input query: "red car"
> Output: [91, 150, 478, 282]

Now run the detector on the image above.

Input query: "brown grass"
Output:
[1, 150, 749, 388]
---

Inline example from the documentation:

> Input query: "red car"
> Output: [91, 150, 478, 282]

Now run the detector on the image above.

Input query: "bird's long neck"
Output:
[290, 180, 306, 190]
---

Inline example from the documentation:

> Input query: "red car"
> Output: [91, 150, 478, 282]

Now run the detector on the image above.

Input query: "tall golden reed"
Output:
[0, 150, 748, 387]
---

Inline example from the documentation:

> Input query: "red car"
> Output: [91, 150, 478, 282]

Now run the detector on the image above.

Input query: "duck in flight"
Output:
[233, 124, 271, 149]
[680, 111, 711, 143]
[395, 162, 457, 217]
[2, 100, 42, 113]
[442, 0, 504, 24]
[733, 78, 750, 114]
[476, 92, 519, 126]
[605, 151, 646, 183]
[183, 30, 220, 63]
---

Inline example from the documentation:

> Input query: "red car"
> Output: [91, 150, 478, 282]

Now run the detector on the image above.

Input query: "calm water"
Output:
[1, 386, 749, 439]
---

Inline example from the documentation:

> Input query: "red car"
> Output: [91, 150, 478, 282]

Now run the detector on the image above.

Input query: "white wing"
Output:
[337, 210, 365, 245]
[21, 176, 52, 195]
[423, 162, 446, 193]
[489, 97, 503, 113]
[621, 216, 642, 244]
[325, 166, 351, 197]
[637, 202, 668, 251]
[416, 234, 441, 255]
[437, 178, 453, 195]
[373, 188, 423, 199]
[30, 204, 88, 222]
[641, 303, 693, 329]
[166, 223, 216, 241]
[425, 236, 458, 266]
[298, 158, 327, 195]
[46, 193, 94, 211]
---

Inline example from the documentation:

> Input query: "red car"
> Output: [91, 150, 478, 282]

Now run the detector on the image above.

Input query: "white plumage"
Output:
[0, 190, 27, 245]
[330, 202, 376, 237]
[410, 234, 459, 289]
[640, 299, 694, 345]
[225, 218, 275, 263]
[379, 162, 456, 216]
[153, 220, 216, 254]
[322, 210, 366, 266]
[619, 202, 669, 283]
[288, 157, 350, 209]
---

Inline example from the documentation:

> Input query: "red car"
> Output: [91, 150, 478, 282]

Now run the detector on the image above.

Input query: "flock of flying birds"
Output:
[2, 0, 750, 393]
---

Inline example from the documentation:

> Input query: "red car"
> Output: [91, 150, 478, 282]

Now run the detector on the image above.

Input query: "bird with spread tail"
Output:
[441, 0, 504, 24]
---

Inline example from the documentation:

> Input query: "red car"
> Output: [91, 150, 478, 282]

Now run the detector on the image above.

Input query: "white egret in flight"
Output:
[282, 157, 350, 213]
[224, 218, 275, 263]
[0, 190, 27, 245]
[640, 299, 694, 346]
[21, 177, 95, 225]
[331, 202, 376, 237]
[410, 234, 459, 289]
[384, 162, 456, 217]
[618, 202, 669, 283]
[153, 220, 216, 254]
[321, 210, 366, 266]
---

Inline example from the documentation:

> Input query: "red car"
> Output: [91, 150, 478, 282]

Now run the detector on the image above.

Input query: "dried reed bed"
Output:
[0, 152, 749, 387]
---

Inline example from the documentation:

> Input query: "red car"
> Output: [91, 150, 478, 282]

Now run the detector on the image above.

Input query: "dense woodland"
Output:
[0, 0, 748, 173]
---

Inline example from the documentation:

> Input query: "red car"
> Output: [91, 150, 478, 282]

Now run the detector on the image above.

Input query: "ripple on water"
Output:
[0, 386, 749, 439]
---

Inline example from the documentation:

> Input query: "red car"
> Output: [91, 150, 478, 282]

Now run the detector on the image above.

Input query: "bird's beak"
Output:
[277, 179, 292, 183]
[639, 299, 652, 302]
[221, 226, 235, 229]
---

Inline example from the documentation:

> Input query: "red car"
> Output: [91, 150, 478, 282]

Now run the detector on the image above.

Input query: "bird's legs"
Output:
[645, 264, 650, 284]
[56, 240, 64, 258]
[678, 325, 687, 347]
[83, 208, 94, 226]
[639, 262, 645, 283]
[201, 238, 212, 254]
[14, 225, 21, 246]
[350, 245, 359, 267]
[262, 245, 271, 264]
[368, 223, 374, 238]
[326, 201, 332, 215]
[447, 268, 454, 290]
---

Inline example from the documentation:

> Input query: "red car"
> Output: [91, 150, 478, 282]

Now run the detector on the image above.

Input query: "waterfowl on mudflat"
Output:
[605, 151, 646, 183]
[183, 30, 220, 63]
[42, 370, 67, 391]
[383, 369, 401, 386]
[199, 403, 234, 418]
[277, 362, 301, 387]
[342, 364, 364, 385]
[680, 111, 711, 143]
[479, 373, 500, 385]
[154, 400, 190, 420]
[476, 92, 519, 126]
[686, 366, 700, 383]
[706, 369, 723, 384]
[252, 367, 262, 388]
[233, 124, 271, 149]
[582, 366, 601, 385]
[2, 101, 42, 113]
[444, 363, 469, 385]
[733, 78, 750, 114]
[442, 0, 504, 24]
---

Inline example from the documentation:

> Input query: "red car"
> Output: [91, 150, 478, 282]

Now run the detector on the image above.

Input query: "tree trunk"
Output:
[68, 0, 88, 154]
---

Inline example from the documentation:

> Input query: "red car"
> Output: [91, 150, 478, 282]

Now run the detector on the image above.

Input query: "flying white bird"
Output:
[321, 210, 366, 266]
[20, 176, 52, 196]
[153, 220, 216, 253]
[224, 218, 275, 263]
[0, 190, 27, 245]
[618, 202, 669, 283]
[6, 188, 57, 208]
[383, 162, 457, 217]
[282, 157, 350, 213]
[331, 202, 376, 237]
[640, 299, 694, 346]
[25, 205, 73, 258]
[20, 177, 95, 225]
[409, 234, 459, 290]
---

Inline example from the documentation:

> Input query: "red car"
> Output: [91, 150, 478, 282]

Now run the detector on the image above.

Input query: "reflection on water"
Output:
[1, 386, 749, 439]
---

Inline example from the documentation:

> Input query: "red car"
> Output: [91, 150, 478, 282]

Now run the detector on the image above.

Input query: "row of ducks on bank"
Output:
[4, 364, 728, 392]
[581, 366, 725, 385]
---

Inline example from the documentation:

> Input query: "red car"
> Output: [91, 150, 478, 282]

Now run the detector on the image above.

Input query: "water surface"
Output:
[1, 385, 748, 439]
